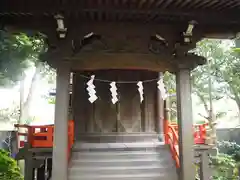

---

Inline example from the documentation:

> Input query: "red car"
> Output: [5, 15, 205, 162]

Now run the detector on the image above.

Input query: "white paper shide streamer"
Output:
[157, 78, 167, 100]
[86, 75, 98, 103]
[137, 81, 144, 103]
[110, 82, 118, 104]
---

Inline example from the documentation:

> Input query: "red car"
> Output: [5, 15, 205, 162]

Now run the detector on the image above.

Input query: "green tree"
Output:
[163, 71, 177, 122]
[195, 39, 240, 123]
[164, 39, 234, 144]
[0, 31, 56, 175]
[0, 31, 45, 86]
[0, 149, 23, 180]
[0, 31, 56, 124]
[193, 39, 229, 121]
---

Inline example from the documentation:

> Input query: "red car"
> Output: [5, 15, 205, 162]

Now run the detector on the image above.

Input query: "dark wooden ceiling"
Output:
[1, 0, 240, 26]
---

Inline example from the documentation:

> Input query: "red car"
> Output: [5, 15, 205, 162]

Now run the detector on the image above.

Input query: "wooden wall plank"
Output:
[94, 71, 118, 132]
[73, 70, 158, 135]
[73, 73, 91, 135]
[118, 71, 141, 132]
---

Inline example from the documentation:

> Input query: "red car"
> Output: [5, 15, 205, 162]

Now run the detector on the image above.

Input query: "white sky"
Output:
[0, 68, 55, 130]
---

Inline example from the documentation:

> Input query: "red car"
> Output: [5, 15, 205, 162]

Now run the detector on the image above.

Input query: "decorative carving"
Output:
[148, 34, 172, 55]
[173, 53, 206, 70]
[38, 21, 206, 72]
[72, 33, 104, 54]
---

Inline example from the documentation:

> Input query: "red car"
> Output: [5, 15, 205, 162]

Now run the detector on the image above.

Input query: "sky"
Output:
[0, 68, 55, 130]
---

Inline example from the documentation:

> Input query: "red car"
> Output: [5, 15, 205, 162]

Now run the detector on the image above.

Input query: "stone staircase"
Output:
[68, 142, 178, 180]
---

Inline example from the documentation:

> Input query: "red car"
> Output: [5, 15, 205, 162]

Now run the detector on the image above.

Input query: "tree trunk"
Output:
[196, 92, 210, 119]
[18, 63, 42, 175]
[20, 63, 42, 124]
[236, 102, 240, 124]
[196, 92, 217, 145]
[19, 75, 25, 124]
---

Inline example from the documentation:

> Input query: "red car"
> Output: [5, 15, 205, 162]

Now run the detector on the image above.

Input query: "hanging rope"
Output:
[79, 74, 160, 84]
[79, 74, 168, 103]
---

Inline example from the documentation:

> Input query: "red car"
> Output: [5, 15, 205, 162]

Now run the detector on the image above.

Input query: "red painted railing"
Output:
[14, 120, 74, 159]
[168, 123, 208, 144]
[165, 121, 208, 168]
[166, 124, 180, 168]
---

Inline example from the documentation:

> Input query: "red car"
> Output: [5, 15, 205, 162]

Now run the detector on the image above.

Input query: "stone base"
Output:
[76, 133, 160, 143]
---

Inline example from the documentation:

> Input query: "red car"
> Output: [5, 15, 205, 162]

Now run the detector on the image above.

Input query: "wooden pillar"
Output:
[176, 68, 195, 180]
[156, 72, 165, 140]
[24, 154, 34, 180]
[52, 63, 70, 180]
[163, 99, 170, 143]
[199, 151, 212, 180]
[140, 100, 146, 132]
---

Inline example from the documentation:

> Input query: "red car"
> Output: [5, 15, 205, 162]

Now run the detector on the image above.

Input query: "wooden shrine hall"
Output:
[1, 1, 240, 180]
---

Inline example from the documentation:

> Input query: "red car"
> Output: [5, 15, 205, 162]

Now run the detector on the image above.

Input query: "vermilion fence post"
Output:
[164, 119, 169, 144]
[166, 122, 208, 168]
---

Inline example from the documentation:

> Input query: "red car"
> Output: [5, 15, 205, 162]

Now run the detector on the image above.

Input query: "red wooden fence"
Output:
[165, 121, 208, 168]
[14, 120, 74, 159]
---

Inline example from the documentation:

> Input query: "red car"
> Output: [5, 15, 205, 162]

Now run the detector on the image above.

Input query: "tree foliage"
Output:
[0, 149, 23, 180]
[194, 39, 240, 121]
[0, 105, 19, 123]
[211, 153, 238, 180]
[209, 141, 240, 180]
[164, 39, 240, 124]
[192, 40, 226, 120]
[218, 141, 240, 162]
[0, 31, 56, 125]
[0, 31, 45, 86]
[163, 71, 177, 121]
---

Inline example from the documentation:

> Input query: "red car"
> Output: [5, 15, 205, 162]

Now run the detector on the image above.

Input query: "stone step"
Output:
[70, 158, 174, 167]
[71, 151, 169, 159]
[72, 142, 166, 152]
[68, 173, 177, 180]
[69, 165, 175, 175]
[68, 142, 177, 180]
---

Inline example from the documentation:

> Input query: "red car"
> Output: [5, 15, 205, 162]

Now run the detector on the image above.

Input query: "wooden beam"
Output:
[114, 0, 119, 6]
[217, 1, 240, 10]
[79, 8, 240, 24]
[198, 0, 219, 9]
[98, 11, 103, 21]
[2, 0, 240, 15]
[209, 0, 232, 10]
[186, 0, 204, 9]
[173, 0, 184, 8]
[98, 0, 102, 6]
[138, 0, 147, 8]
[122, 0, 128, 5]
[147, 0, 156, 8]
[193, 0, 212, 9]
[161, 0, 175, 9]
[68, 52, 175, 72]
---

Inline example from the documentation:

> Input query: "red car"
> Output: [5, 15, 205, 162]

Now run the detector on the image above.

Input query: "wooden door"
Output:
[72, 70, 158, 134]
